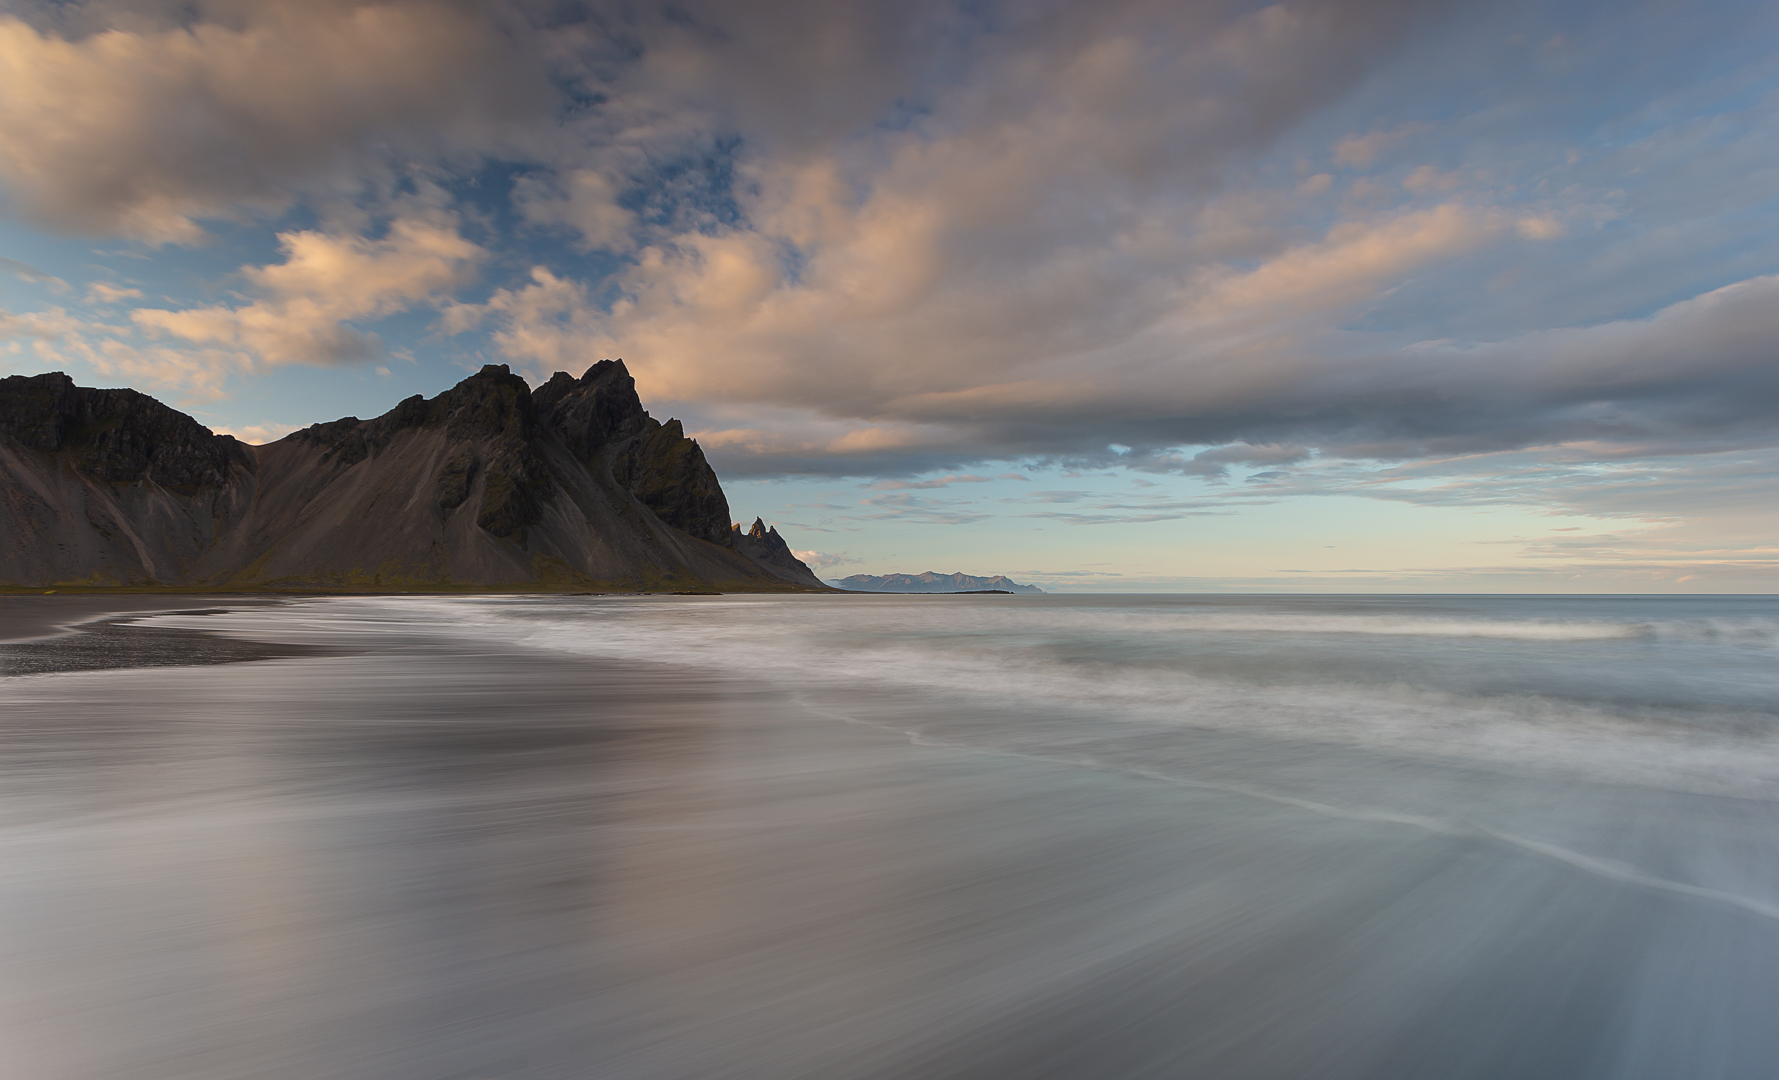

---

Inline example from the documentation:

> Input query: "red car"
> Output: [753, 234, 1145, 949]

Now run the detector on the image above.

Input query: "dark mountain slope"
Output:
[0, 364, 825, 592]
[0, 372, 257, 586]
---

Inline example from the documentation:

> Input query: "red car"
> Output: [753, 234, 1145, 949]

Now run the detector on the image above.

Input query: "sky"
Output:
[2, 0, 1777, 592]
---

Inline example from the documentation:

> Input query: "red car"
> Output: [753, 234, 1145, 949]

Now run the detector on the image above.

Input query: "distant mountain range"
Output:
[835, 572, 1043, 594]
[0, 362, 825, 592]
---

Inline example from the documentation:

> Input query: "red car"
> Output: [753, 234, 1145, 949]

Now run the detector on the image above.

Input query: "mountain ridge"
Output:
[835, 571, 1043, 594]
[0, 363, 827, 592]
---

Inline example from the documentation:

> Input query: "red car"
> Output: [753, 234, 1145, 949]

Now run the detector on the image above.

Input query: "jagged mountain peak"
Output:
[731, 517, 826, 589]
[533, 359, 649, 461]
[0, 364, 825, 592]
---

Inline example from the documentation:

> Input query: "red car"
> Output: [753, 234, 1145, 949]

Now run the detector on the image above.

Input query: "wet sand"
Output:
[0, 595, 282, 642]
[3, 598, 1777, 1079]
[0, 596, 315, 676]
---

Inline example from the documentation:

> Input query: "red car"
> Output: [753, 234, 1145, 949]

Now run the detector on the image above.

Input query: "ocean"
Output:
[3, 593, 1777, 1078]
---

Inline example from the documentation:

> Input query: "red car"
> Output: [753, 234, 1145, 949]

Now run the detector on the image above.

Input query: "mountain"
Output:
[835, 572, 1043, 594]
[0, 363, 826, 592]
[732, 517, 826, 588]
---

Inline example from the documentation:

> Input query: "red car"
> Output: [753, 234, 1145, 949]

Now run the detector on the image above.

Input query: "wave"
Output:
[133, 595, 1779, 798]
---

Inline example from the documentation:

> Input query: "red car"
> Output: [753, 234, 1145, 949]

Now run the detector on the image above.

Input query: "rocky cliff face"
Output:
[0, 371, 252, 489]
[733, 518, 828, 589]
[289, 364, 556, 543]
[535, 360, 733, 546]
[0, 372, 258, 586]
[0, 364, 826, 592]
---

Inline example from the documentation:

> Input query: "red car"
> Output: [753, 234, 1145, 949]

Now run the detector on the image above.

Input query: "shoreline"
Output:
[0, 589, 825, 643]
[0, 595, 288, 643]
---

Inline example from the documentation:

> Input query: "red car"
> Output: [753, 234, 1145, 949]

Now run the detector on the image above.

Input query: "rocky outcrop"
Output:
[837, 572, 1044, 593]
[0, 372, 258, 585]
[535, 360, 733, 546]
[287, 365, 555, 541]
[0, 364, 827, 592]
[533, 359, 647, 458]
[1, 371, 252, 489]
[731, 518, 827, 588]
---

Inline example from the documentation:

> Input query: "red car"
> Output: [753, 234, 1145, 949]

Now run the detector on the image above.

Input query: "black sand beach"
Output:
[0, 596, 309, 676]
[0, 594, 281, 642]
[3, 594, 1778, 1079]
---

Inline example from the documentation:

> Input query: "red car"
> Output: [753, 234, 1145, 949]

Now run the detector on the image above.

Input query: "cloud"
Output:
[1402, 164, 1463, 195]
[134, 216, 484, 366]
[856, 490, 991, 525]
[0, 2, 550, 242]
[793, 549, 861, 571]
[1179, 202, 1520, 326]
[210, 421, 301, 444]
[662, 249, 1779, 479]
[423, 1, 1773, 489]
[1029, 510, 1220, 526]
[502, 193, 1559, 476]
[0, 255, 67, 292]
[1333, 122, 1434, 168]
[1021, 494, 1228, 525]
[513, 170, 636, 254]
[383, 0, 1444, 459]
[1, 214, 484, 401]
[4, 0, 1520, 471]
[1172, 443, 1312, 479]
[0, 306, 89, 341]
[5, 0, 1778, 512]
[36, 331, 244, 402]
[865, 473, 996, 490]
[1, 302, 245, 402]
[441, 267, 604, 379]
[85, 282, 143, 304]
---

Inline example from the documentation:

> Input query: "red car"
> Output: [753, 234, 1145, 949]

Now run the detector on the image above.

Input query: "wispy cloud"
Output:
[0, 255, 67, 292]
[134, 216, 483, 367]
[83, 282, 143, 305]
[1026, 502, 1228, 526]
[793, 549, 862, 571]
[1333, 122, 1435, 168]
[856, 491, 992, 526]
[865, 474, 997, 491]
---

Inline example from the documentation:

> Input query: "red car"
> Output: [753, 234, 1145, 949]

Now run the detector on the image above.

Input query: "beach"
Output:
[2, 593, 1777, 1078]
[0, 595, 282, 643]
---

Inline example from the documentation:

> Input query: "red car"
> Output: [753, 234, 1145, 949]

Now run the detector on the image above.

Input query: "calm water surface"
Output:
[2, 593, 1777, 1078]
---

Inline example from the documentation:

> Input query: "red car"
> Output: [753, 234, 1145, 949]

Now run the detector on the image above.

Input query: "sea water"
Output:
[2, 593, 1776, 1078]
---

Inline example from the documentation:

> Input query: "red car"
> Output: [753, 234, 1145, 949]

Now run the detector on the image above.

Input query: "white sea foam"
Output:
[138, 594, 1779, 798]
